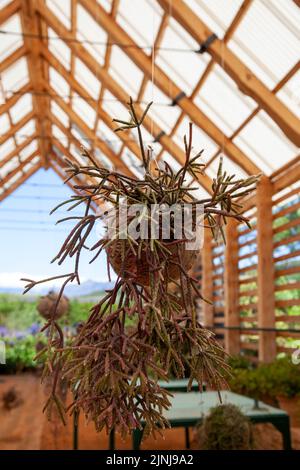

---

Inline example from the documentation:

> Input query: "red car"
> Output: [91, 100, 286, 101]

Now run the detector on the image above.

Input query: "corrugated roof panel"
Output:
[14, 119, 36, 145]
[1, 57, 29, 93]
[49, 66, 70, 101]
[142, 81, 181, 134]
[233, 110, 299, 174]
[229, 0, 300, 88]
[74, 58, 101, 100]
[101, 90, 129, 120]
[46, 0, 71, 30]
[174, 115, 219, 162]
[97, 121, 122, 154]
[9, 93, 32, 124]
[0, 137, 15, 159]
[77, 3, 107, 66]
[0, 14, 23, 63]
[277, 69, 300, 119]
[51, 101, 69, 128]
[72, 98, 96, 127]
[195, 64, 256, 136]
[156, 18, 209, 95]
[0, 113, 10, 134]
[19, 140, 38, 161]
[182, 0, 244, 38]
[48, 27, 71, 71]
[117, 0, 162, 46]
[52, 124, 68, 147]
[110, 46, 144, 99]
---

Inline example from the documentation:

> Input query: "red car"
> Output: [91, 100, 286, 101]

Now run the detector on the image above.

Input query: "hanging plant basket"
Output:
[22, 98, 259, 437]
[37, 291, 69, 320]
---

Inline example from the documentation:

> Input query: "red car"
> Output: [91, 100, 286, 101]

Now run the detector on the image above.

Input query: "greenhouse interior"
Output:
[0, 0, 300, 454]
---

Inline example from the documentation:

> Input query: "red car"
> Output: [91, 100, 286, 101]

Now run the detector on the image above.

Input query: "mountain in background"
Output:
[0, 279, 115, 298]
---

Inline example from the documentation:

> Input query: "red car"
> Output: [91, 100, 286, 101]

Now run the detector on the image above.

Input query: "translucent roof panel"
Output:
[74, 58, 101, 100]
[156, 18, 210, 95]
[14, 119, 36, 145]
[233, 110, 299, 174]
[277, 70, 300, 119]
[195, 64, 257, 136]
[48, 27, 71, 71]
[46, 0, 71, 30]
[19, 140, 38, 161]
[206, 154, 248, 180]
[142, 82, 181, 134]
[0, 14, 23, 63]
[174, 116, 219, 162]
[9, 94, 33, 124]
[181, 0, 244, 39]
[97, 121, 122, 154]
[0, 113, 10, 134]
[77, 4, 107, 66]
[49, 67, 70, 101]
[52, 124, 68, 147]
[0, 137, 15, 162]
[72, 98, 96, 128]
[1, 57, 29, 94]
[101, 90, 129, 121]
[229, 0, 300, 88]
[51, 101, 69, 128]
[109, 46, 144, 99]
[117, 0, 162, 46]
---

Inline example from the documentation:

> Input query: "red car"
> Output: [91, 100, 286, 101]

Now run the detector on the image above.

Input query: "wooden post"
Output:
[224, 219, 240, 355]
[202, 229, 214, 328]
[257, 176, 276, 362]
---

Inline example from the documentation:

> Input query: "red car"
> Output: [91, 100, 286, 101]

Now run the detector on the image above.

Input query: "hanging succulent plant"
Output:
[22, 99, 259, 437]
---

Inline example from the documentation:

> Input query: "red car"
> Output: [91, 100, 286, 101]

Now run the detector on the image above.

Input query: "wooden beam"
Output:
[0, 160, 40, 203]
[0, 134, 36, 169]
[0, 83, 31, 116]
[224, 219, 240, 355]
[256, 176, 276, 362]
[0, 0, 20, 25]
[158, 0, 300, 148]
[20, 0, 51, 168]
[201, 229, 214, 328]
[0, 150, 38, 186]
[78, 0, 260, 175]
[35, 0, 217, 193]
[0, 45, 26, 74]
[44, 82, 133, 177]
[0, 110, 34, 146]
[272, 159, 300, 193]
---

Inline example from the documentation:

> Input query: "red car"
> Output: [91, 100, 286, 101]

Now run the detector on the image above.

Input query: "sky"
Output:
[0, 167, 111, 292]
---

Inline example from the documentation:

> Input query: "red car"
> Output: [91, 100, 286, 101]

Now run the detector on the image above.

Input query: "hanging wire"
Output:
[0, 29, 199, 53]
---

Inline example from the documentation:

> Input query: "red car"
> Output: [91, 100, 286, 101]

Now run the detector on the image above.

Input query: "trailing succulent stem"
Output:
[22, 98, 259, 437]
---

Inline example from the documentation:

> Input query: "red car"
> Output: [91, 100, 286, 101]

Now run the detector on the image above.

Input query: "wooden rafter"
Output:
[43, 82, 133, 177]
[1, 150, 38, 186]
[0, 134, 36, 170]
[77, 0, 260, 176]
[0, 45, 26, 74]
[0, 83, 31, 116]
[35, 2, 213, 192]
[0, 160, 40, 203]
[0, 110, 34, 146]
[156, 0, 252, 163]
[20, 0, 51, 168]
[158, 0, 300, 148]
[0, 0, 20, 25]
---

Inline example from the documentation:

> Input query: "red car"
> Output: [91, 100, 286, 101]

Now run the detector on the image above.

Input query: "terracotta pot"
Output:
[277, 395, 300, 428]
[37, 291, 69, 320]
[106, 239, 198, 286]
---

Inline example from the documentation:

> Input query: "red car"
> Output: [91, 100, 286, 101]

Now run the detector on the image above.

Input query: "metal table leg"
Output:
[132, 428, 144, 450]
[185, 427, 190, 449]
[73, 409, 79, 450]
[272, 416, 292, 450]
[109, 428, 115, 450]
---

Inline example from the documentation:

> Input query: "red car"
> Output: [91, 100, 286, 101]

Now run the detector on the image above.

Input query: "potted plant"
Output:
[22, 99, 258, 436]
[270, 357, 300, 427]
[196, 403, 254, 450]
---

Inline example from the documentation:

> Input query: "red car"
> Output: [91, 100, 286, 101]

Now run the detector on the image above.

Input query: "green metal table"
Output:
[132, 391, 292, 450]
